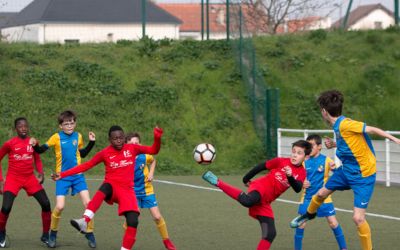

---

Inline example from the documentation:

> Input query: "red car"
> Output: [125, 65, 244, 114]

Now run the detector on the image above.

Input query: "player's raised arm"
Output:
[136, 127, 163, 155]
[365, 126, 400, 144]
[79, 131, 96, 158]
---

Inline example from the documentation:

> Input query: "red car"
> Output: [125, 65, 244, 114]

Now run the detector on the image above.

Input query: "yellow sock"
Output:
[156, 217, 169, 240]
[50, 208, 62, 231]
[307, 195, 325, 214]
[87, 219, 94, 233]
[358, 220, 372, 250]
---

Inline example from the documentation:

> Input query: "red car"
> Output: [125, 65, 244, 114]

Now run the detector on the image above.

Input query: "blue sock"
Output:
[294, 228, 304, 250]
[332, 224, 347, 249]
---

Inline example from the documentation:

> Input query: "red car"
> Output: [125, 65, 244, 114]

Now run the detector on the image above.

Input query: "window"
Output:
[64, 39, 79, 44]
[374, 21, 382, 29]
[107, 33, 113, 42]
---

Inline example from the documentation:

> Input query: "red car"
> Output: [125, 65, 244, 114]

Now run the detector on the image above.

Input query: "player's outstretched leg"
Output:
[290, 212, 316, 228]
[202, 171, 218, 186]
[70, 218, 88, 234]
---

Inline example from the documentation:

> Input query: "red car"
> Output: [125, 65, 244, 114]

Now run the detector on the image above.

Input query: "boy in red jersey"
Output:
[202, 140, 312, 250]
[52, 125, 163, 250]
[0, 118, 51, 247]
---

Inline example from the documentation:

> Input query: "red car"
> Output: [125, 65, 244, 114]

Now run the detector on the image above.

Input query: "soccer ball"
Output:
[193, 143, 216, 164]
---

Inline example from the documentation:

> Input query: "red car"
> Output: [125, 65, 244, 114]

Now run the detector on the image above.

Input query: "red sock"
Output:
[217, 180, 242, 200]
[41, 211, 51, 233]
[86, 190, 106, 214]
[0, 212, 8, 232]
[122, 226, 137, 249]
[257, 239, 271, 250]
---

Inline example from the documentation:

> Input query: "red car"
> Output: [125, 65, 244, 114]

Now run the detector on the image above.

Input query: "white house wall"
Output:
[3, 23, 179, 43]
[1, 24, 41, 42]
[44, 23, 179, 43]
[350, 9, 394, 30]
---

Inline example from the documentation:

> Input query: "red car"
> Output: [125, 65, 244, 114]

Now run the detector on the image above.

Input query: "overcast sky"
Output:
[0, 0, 396, 21]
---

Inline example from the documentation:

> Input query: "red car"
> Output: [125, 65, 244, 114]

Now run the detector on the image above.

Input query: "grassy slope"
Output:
[0, 39, 264, 175]
[254, 29, 400, 130]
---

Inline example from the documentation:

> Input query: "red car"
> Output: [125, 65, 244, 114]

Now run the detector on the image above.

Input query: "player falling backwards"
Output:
[290, 90, 400, 250]
[0, 117, 51, 248]
[203, 140, 311, 250]
[52, 125, 163, 250]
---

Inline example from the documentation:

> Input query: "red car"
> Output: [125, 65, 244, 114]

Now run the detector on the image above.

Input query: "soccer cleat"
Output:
[85, 232, 97, 248]
[70, 218, 88, 234]
[0, 233, 10, 248]
[290, 213, 316, 228]
[163, 238, 177, 250]
[202, 171, 218, 186]
[47, 230, 57, 248]
[40, 232, 49, 244]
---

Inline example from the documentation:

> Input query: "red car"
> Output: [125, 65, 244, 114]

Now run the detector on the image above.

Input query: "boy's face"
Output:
[127, 137, 140, 145]
[308, 139, 322, 157]
[290, 146, 307, 166]
[109, 130, 125, 150]
[15, 120, 29, 138]
[59, 119, 76, 135]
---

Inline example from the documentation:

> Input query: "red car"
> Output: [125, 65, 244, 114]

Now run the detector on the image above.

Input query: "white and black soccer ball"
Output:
[193, 143, 216, 164]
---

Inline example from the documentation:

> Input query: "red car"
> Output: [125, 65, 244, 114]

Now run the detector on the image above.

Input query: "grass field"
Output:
[3, 175, 400, 249]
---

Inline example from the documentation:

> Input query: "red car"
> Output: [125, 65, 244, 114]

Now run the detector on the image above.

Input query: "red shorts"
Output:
[104, 181, 139, 216]
[248, 179, 274, 219]
[4, 174, 43, 196]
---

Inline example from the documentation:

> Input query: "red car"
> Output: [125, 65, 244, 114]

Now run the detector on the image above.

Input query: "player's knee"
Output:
[41, 199, 51, 212]
[238, 192, 259, 208]
[352, 214, 365, 225]
[328, 220, 338, 229]
[316, 191, 327, 199]
[55, 204, 64, 212]
[153, 215, 162, 222]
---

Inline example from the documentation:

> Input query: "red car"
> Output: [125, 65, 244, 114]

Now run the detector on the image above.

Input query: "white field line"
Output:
[86, 178, 400, 221]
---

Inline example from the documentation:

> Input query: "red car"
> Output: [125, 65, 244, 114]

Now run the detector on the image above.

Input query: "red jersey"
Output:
[0, 136, 43, 181]
[60, 140, 161, 188]
[248, 157, 306, 218]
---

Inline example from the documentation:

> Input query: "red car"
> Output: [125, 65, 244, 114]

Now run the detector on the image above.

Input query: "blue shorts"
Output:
[325, 167, 376, 209]
[298, 200, 336, 217]
[56, 175, 88, 196]
[136, 194, 158, 209]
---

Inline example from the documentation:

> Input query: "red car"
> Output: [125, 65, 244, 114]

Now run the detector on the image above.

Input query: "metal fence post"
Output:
[141, 0, 146, 38]
[385, 138, 391, 187]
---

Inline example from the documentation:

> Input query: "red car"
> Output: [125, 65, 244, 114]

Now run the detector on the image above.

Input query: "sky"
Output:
[0, 0, 396, 22]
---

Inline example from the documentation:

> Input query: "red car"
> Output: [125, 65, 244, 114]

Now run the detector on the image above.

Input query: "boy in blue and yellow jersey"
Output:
[290, 90, 400, 250]
[30, 110, 96, 248]
[126, 133, 177, 250]
[294, 134, 347, 250]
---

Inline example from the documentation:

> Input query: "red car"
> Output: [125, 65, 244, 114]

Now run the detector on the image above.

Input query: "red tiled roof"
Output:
[158, 3, 226, 32]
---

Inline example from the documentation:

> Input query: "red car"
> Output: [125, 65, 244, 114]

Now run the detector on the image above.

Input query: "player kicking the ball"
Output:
[202, 140, 311, 250]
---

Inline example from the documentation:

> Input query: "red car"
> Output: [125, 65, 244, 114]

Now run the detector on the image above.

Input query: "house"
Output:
[332, 3, 394, 30]
[276, 16, 332, 34]
[1, 0, 181, 44]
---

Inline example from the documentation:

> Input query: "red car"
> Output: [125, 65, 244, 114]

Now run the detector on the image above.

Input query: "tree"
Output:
[233, 0, 333, 35]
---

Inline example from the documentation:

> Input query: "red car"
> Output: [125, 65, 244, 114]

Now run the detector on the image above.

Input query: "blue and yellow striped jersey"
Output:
[301, 154, 333, 203]
[334, 116, 376, 177]
[134, 154, 155, 197]
[45, 131, 84, 180]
